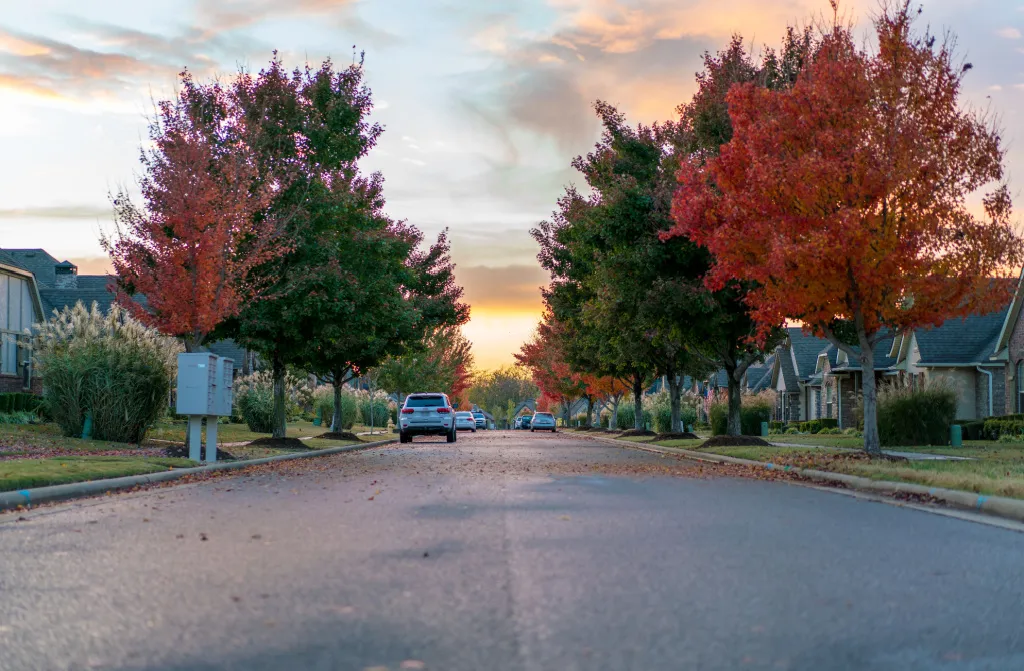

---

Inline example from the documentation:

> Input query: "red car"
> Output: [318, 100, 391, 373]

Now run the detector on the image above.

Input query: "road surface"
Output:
[3, 431, 1024, 670]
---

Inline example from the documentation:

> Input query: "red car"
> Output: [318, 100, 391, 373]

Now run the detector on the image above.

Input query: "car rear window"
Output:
[456, 412, 473, 418]
[535, 413, 553, 419]
[405, 396, 446, 408]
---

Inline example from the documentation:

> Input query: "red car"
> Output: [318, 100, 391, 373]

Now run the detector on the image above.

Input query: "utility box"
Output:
[175, 353, 234, 463]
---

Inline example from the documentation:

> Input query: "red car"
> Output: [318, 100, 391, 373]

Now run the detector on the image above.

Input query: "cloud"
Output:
[66, 256, 113, 275]
[997, 27, 1022, 39]
[401, 157, 426, 166]
[456, 264, 547, 312]
[194, 0, 357, 34]
[0, 205, 113, 219]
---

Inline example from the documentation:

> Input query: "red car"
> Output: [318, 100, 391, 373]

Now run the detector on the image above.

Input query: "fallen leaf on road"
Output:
[199, 533, 208, 541]
[559, 515, 571, 520]
[401, 662, 426, 670]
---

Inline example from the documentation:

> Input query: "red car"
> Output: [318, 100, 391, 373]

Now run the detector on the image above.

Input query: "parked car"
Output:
[472, 411, 487, 430]
[519, 415, 533, 430]
[513, 416, 522, 430]
[530, 412, 556, 433]
[455, 411, 477, 432]
[399, 393, 456, 443]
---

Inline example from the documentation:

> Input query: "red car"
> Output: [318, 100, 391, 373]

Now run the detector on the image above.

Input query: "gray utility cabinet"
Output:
[176, 353, 234, 462]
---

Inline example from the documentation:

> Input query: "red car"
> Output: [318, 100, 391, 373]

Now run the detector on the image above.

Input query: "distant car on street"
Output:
[399, 393, 456, 444]
[530, 412, 556, 433]
[455, 411, 477, 432]
[519, 415, 533, 430]
[472, 411, 487, 430]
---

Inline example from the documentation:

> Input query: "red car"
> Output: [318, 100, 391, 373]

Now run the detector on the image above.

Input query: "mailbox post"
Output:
[176, 353, 234, 463]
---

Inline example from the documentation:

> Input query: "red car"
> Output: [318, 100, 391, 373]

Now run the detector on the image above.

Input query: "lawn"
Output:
[687, 442, 1024, 499]
[0, 456, 195, 493]
[147, 419, 327, 444]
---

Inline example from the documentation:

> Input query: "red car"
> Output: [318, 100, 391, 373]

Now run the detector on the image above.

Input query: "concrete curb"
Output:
[0, 438, 397, 513]
[586, 434, 1024, 524]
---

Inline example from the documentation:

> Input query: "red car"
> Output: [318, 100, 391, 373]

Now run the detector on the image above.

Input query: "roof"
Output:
[38, 275, 116, 317]
[914, 306, 1009, 365]
[204, 339, 247, 364]
[828, 331, 899, 371]
[787, 327, 833, 381]
[1, 249, 62, 288]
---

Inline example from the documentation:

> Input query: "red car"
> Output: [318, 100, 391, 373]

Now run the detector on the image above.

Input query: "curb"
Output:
[0, 438, 397, 513]
[587, 434, 1024, 524]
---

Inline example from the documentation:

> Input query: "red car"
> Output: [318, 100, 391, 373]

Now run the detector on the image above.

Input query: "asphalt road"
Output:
[3, 431, 1024, 671]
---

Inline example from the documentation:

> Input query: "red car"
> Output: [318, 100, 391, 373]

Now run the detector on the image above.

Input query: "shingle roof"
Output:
[787, 327, 833, 381]
[1, 249, 61, 287]
[204, 339, 247, 365]
[828, 331, 899, 371]
[38, 275, 116, 317]
[915, 307, 1009, 365]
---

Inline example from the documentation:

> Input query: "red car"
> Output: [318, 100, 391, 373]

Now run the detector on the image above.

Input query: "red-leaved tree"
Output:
[667, 2, 1024, 454]
[105, 73, 284, 351]
[515, 317, 588, 426]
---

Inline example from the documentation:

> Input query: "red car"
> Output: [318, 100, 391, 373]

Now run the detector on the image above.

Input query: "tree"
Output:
[375, 325, 474, 404]
[662, 31, 816, 436]
[533, 102, 715, 432]
[105, 73, 282, 351]
[222, 54, 386, 439]
[515, 317, 589, 426]
[668, 3, 1024, 453]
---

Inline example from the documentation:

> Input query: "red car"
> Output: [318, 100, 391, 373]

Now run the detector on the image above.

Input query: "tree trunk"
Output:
[668, 370, 682, 433]
[585, 395, 595, 427]
[331, 374, 343, 433]
[272, 351, 287, 439]
[609, 395, 620, 430]
[858, 332, 882, 455]
[726, 364, 742, 437]
[632, 372, 644, 430]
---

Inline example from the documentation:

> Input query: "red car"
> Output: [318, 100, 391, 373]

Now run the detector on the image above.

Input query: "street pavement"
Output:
[3, 431, 1024, 671]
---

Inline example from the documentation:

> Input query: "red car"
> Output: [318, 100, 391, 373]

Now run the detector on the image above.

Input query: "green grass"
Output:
[768, 434, 867, 449]
[691, 442, 1024, 499]
[0, 456, 195, 493]
[147, 419, 326, 444]
[0, 423, 158, 454]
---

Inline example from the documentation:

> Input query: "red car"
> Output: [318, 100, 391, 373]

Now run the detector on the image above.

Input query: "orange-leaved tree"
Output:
[667, 2, 1024, 454]
[515, 317, 588, 426]
[105, 73, 284, 352]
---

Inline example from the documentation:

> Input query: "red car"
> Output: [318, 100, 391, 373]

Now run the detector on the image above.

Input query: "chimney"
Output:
[54, 260, 78, 289]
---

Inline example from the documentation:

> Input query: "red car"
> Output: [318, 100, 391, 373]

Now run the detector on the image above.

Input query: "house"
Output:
[0, 249, 258, 388]
[0, 252, 46, 393]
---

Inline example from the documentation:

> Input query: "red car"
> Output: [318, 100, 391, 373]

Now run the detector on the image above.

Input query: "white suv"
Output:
[399, 393, 456, 444]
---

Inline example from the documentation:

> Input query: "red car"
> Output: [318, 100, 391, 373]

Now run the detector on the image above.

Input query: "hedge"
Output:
[797, 418, 838, 434]
[0, 393, 43, 415]
[876, 380, 957, 446]
[710, 404, 772, 436]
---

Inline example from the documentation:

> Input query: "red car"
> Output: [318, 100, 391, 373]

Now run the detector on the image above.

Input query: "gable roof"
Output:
[914, 306, 1009, 365]
[787, 327, 832, 381]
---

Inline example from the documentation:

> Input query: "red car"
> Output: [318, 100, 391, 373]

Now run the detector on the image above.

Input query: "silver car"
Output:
[530, 412, 556, 432]
[399, 393, 456, 443]
[455, 411, 477, 432]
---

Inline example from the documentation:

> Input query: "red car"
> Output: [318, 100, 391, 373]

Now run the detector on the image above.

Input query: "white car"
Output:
[530, 412, 557, 432]
[455, 411, 477, 432]
[399, 393, 456, 443]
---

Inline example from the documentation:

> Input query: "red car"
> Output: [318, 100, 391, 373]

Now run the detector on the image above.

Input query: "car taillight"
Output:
[437, 407, 451, 413]
[401, 408, 414, 414]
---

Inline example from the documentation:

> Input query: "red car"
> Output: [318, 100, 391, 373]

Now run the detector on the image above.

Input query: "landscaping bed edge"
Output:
[0, 438, 397, 512]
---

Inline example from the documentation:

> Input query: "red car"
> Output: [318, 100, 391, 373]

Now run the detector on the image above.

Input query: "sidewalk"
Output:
[768, 441, 972, 461]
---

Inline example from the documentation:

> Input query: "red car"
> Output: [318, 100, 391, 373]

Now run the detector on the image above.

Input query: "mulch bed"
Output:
[247, 437, 310, 450]
[317, 431, 362, 442]
[651, 432, 700, 442]
[163, 445, 238, 461]
[698, 435, 773, 448]
[618, 429, 656, 438]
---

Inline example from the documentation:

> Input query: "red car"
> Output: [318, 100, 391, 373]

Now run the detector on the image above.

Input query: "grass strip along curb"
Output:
[0, 438, 397, 513]
[589, 434, 1024, 524]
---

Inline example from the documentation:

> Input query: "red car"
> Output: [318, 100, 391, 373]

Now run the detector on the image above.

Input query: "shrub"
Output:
[819, 427, 842, 435]
[785, 427, 800, 434]
[842, 427, 862, 437]
[875, 377, 958, 447]
[769, 420, 785, 432]
[32, 302, 180, 443]
[0, 411, 36, 425]
[616, 399, 652, 430]
[998, 432, 1023, 444]
[645, 390, 699, 432]
[359, 390, 392, 427]
[710, 390, 774, 436]
[0, 393, 43, 415]
[313, 387, 359, 430]
[983, 419, 1024, 441]
[235, 379, 276, 433]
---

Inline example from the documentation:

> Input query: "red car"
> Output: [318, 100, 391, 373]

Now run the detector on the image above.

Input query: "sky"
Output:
[1, 0, 1023, 370]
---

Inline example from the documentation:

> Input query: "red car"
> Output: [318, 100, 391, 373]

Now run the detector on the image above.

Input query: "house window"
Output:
[825, 384, 834, 419]
[1, 275, 30, 376]
[1017, 361, 1024, 413]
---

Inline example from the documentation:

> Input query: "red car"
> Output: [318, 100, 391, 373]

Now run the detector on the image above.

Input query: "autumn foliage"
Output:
[105, 74, 284, 351]
[668, 3, 1024, 452]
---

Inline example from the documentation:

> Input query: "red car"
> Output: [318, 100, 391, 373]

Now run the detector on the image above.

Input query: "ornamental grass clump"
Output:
[312, 386, 358, 430]
[874, 377, 958, 447]
[709, 390, 774, 436]
[32, 301, 181, 444]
